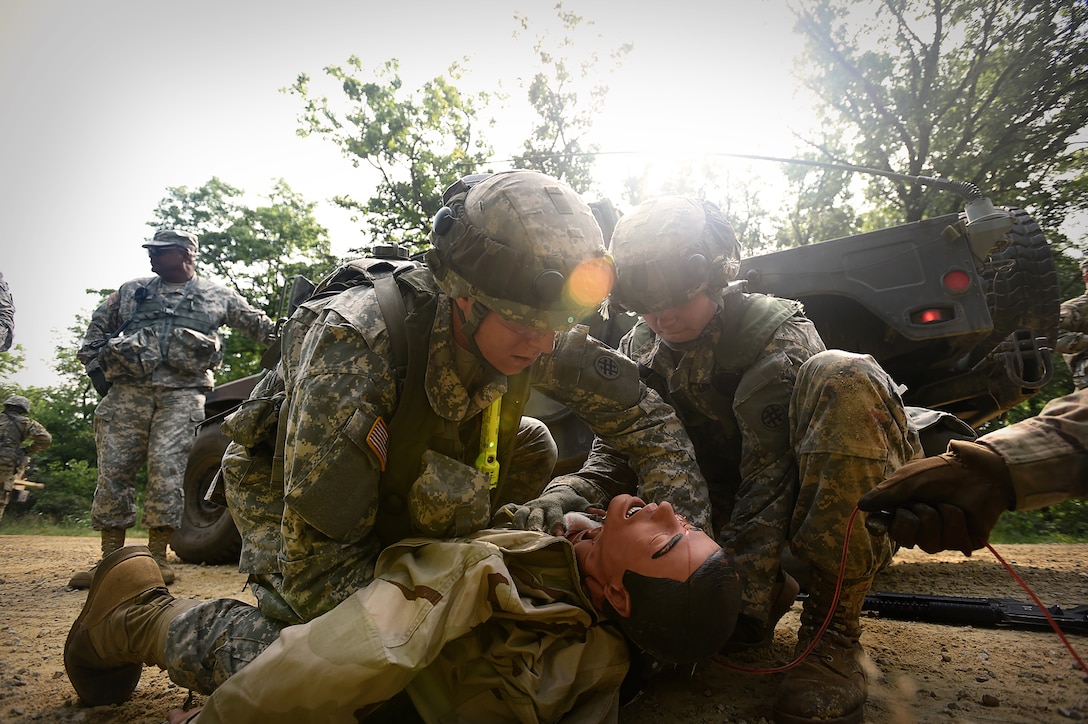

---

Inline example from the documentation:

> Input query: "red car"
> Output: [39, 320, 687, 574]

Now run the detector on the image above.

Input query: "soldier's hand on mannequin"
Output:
[493, 484, 594, 535]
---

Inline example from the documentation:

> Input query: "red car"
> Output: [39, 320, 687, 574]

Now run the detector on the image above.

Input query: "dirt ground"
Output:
[1, 535, 1086, 723]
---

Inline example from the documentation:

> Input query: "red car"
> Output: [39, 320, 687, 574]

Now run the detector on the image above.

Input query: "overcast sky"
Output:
[1, 0, 816, 388]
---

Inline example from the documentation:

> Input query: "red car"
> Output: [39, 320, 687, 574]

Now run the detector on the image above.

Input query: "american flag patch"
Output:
[367, 417, 389, 471]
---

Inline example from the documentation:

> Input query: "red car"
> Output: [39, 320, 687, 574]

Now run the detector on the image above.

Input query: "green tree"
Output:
[510, 5, 631, 194]
[791, 0, 1088, 234]
[620, 160, 777, 255]
[148, 177, 337, 380]
[0, 344, 25, 381]
[774, 150, 862, 247]
[287, 58, 493, 253]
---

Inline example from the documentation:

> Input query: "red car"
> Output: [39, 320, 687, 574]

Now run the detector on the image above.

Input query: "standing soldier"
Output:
[0, 271, 14, 352]
[71, 230, 275, 588]
[1056, 259, 1088, 390]
[0, 396, 52, 523]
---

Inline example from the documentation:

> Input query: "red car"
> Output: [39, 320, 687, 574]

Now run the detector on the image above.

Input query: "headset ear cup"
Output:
[433, 206, 455, 236]
[532, 269, 566, 304]
[685, 254, 708, 287]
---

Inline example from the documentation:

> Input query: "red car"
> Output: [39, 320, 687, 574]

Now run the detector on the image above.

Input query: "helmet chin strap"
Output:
[454, 299, 505, 380]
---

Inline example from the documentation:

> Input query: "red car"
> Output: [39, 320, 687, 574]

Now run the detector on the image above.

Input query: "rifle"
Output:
[857, 591, 1088, 636]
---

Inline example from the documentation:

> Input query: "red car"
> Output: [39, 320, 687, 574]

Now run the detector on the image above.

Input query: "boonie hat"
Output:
[144, 229, 198, 252]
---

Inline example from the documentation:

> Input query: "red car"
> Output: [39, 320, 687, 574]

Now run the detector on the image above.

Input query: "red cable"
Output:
[983, 541, 1087, 672]
[710, 507, 1087, 675]
[710, 508, 860, 674]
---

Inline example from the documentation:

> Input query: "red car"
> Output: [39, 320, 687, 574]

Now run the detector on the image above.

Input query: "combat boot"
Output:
[147, 526, 176, 584]
[64, 546, 198, 706]
[721, 569, 800, 653]
[68, 527, 126, 590]
[773, 572, 871, 724]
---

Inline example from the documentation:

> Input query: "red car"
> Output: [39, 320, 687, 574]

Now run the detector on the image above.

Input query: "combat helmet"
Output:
[608, 196, 741, 315]
[3, 395, 30, 413]
[426, 169, 615, 335]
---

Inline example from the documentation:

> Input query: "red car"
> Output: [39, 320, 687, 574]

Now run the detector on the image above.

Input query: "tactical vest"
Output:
[125, 278, 220, 337]
[377, 269, 531, 545]
[631, 293, 801, 525]
[265, 260, 531, 547]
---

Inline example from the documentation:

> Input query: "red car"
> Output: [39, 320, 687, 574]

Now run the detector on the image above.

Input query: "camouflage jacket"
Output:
[0, 411, 51, 473]
[1057, 292, 1088, 389]
[238, 266, 707, 622]
[77, 275, 274, 389]
[562, 291, 822, 613]
[193, 529, 628, 724]
[978, 388, 1088, 510]
[0, 271, 13, 352]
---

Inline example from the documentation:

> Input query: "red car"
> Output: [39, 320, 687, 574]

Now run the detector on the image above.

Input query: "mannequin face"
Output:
[640, 292, 717, 344]
[574, 494, 720, 617]
[452, 297, 556, 375]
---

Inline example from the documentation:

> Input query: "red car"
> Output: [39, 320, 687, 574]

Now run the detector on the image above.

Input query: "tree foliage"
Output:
[790, 0, 1088, 236]
[510, 5, 631, 194]
[287, 58, 494, 253]
[148, 177, 338, 379]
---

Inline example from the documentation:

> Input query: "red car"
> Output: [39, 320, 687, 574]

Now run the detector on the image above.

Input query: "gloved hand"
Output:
[1056, 330, 1088, 355]
[492, 484, 592, 535]
[857, 440, 1014, 555]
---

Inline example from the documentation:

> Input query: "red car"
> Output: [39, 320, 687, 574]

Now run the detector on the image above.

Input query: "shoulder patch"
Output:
[367, 417, 389, 471]
[760, 403, 788, 429]
[593, 354, 622, 380]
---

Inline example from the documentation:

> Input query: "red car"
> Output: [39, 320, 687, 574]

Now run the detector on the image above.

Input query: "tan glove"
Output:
[857, 441, 1014, 555]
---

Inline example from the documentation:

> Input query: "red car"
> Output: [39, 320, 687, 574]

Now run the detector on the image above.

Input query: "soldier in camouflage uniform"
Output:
[861, 386, 1088, 554]
[1055, 259, 1088, 389]
[508, 197, 923, 724]
[62, 171, 716, 715]
[0, 271, 14, 352]
[0, 396, 52, 523]
[71, 230, 275, 588]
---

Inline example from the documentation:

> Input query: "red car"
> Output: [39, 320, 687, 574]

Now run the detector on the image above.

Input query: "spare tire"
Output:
[172, 424, 242, 565]
[970, 207, 1060, 363]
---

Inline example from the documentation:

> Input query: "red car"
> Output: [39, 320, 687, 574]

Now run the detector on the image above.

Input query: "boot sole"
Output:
[64, 546, 153, 706]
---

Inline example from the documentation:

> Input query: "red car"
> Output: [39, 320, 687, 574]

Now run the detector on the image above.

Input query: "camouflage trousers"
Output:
[787, 350, 923, 584]
[0, 473, 11, 523]
[91, 384, 206, 530]
[165, 597, 284, 694]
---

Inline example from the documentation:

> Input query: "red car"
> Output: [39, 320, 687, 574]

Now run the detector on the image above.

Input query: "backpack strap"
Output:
[371, 274, 409, 381]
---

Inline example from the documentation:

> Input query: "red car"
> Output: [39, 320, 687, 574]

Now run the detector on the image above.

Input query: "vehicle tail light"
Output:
[911, 307, 953, 324]
[942, 269, 972, 292]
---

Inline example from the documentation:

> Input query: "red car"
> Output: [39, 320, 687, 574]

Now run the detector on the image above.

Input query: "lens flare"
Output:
[567, 256, 616, 308]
